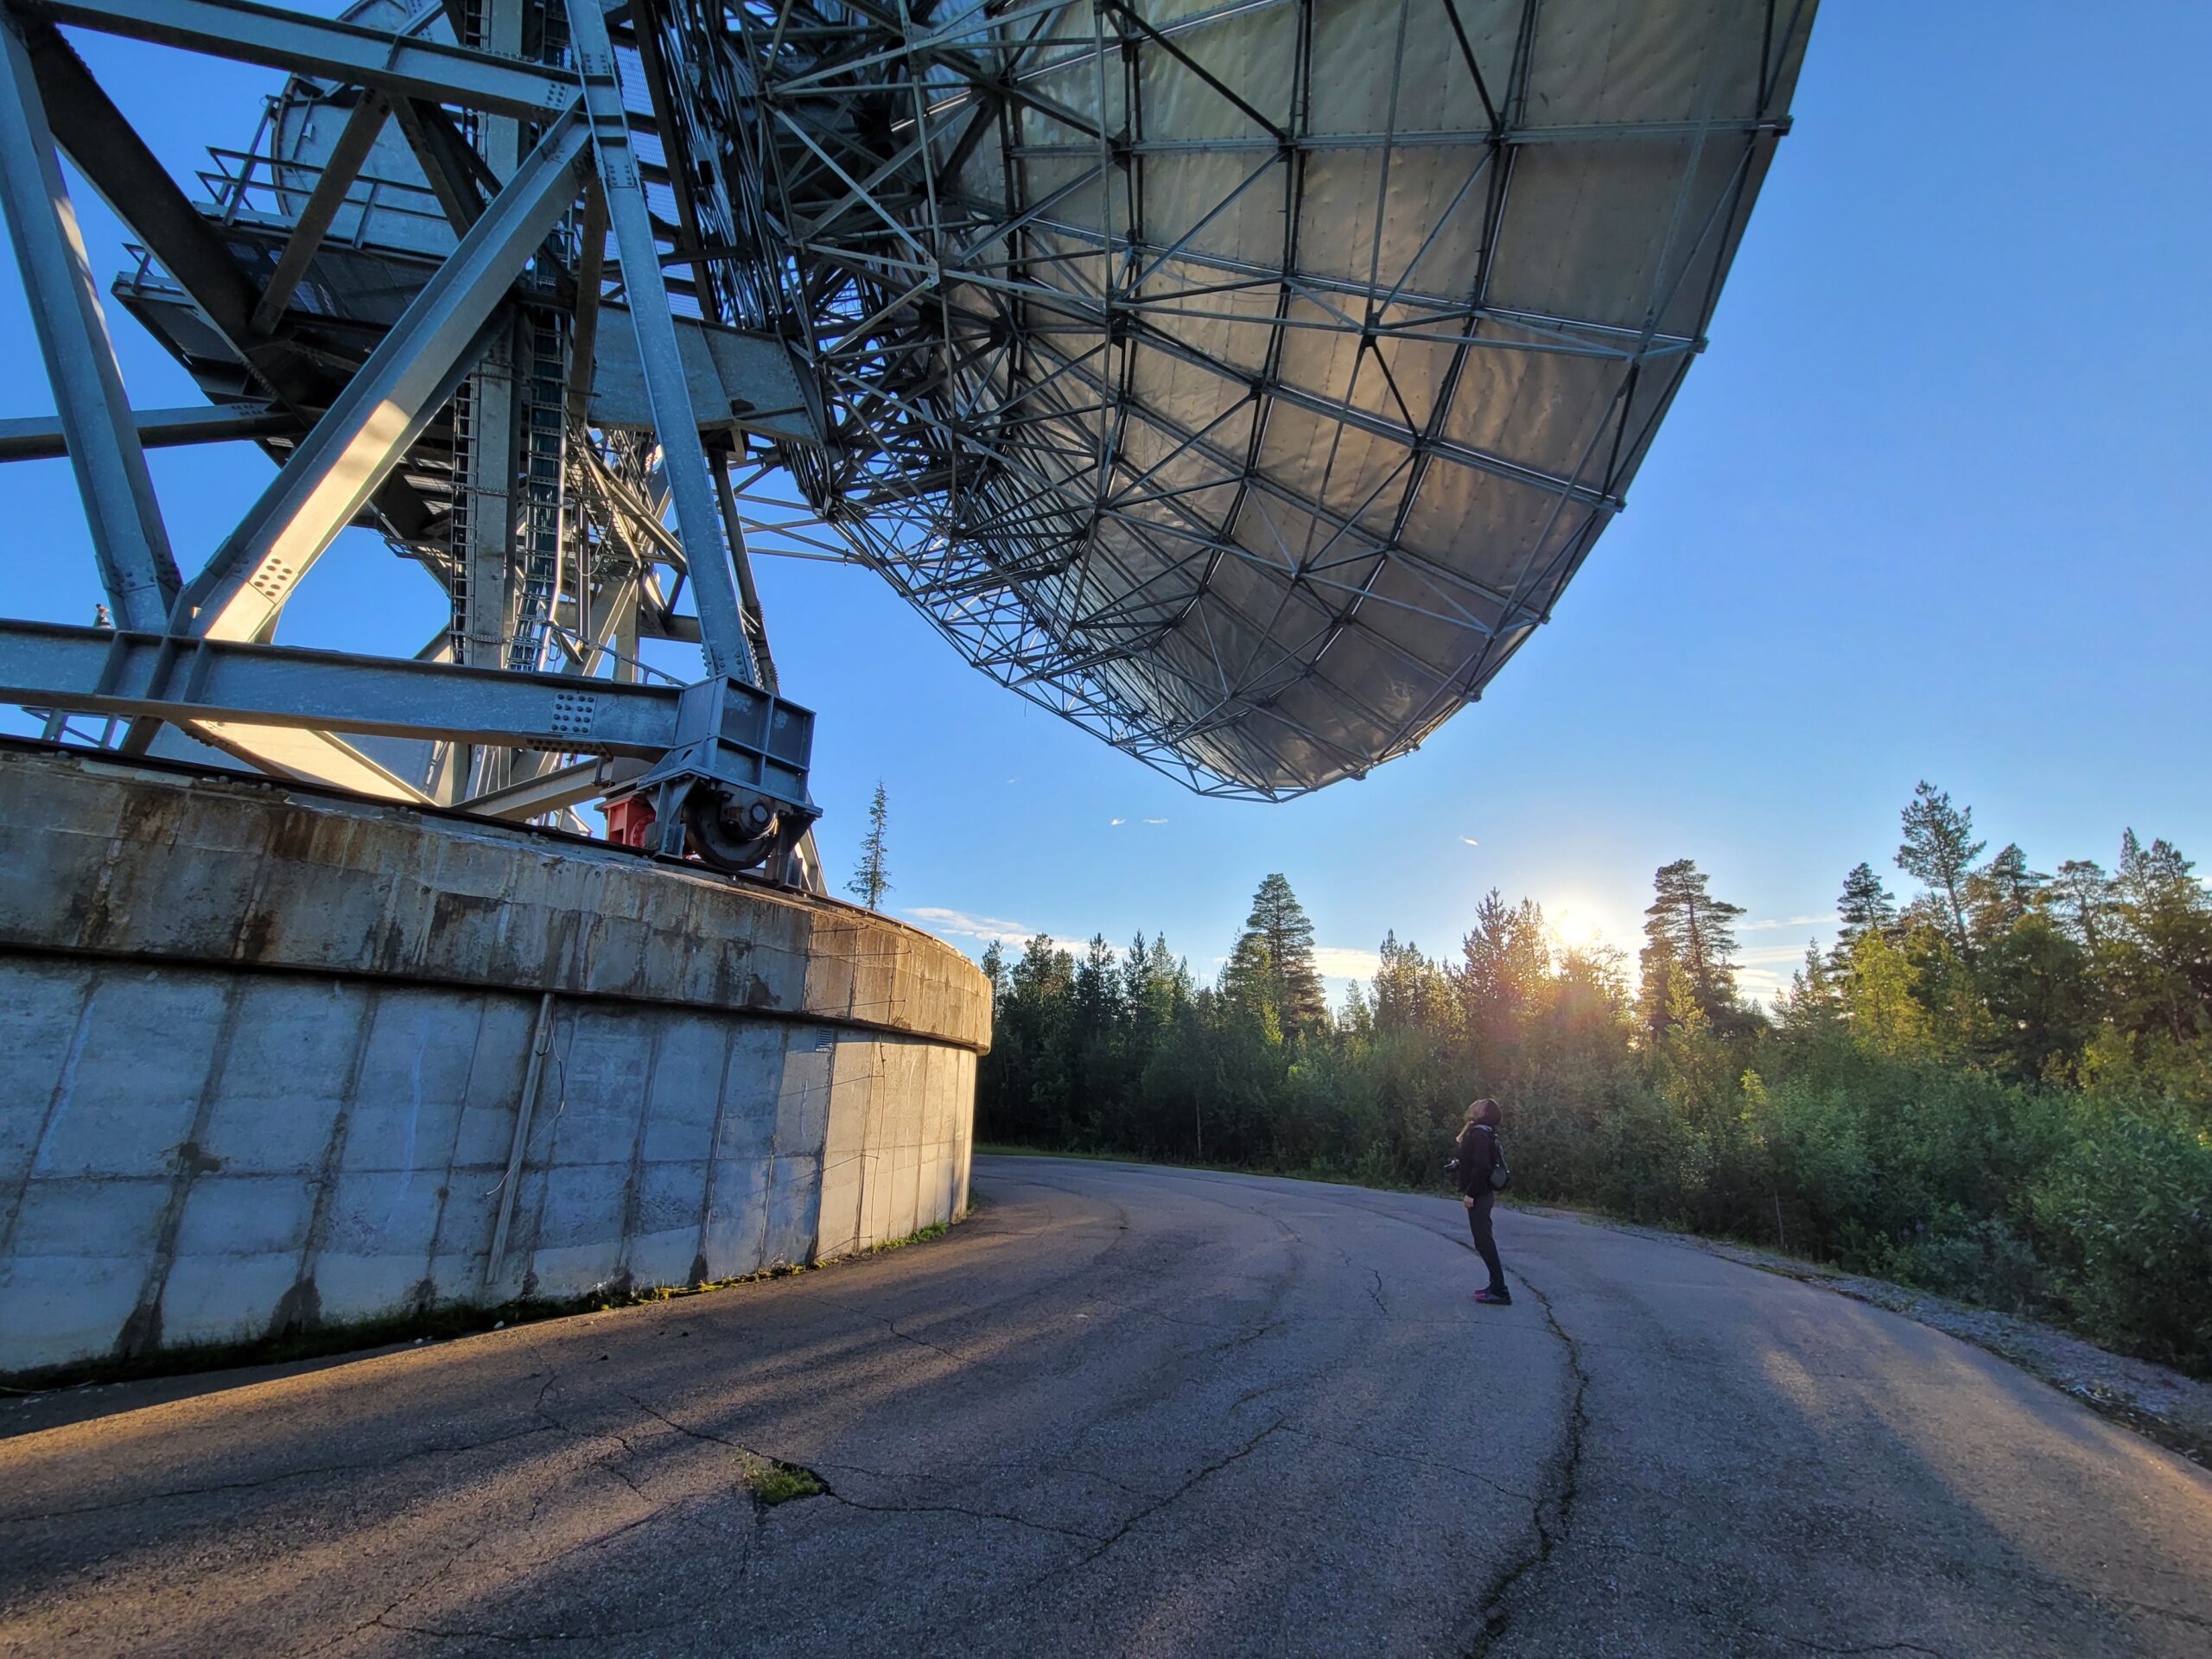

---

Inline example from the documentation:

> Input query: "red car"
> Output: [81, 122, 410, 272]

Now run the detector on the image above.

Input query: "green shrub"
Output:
[1891, 1211, 2047, 1313]
[2031, 1112, 2212, 1371]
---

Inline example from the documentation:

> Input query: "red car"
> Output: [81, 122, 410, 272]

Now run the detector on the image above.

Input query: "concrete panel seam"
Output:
[276, 978, 387, 1338]
[0, 968, 99, 1257]
[116, 970, 254, 1359]
[608, 1012, 666, 1292]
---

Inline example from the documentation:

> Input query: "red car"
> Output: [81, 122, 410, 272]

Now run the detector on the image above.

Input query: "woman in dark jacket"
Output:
[1452, 1099, 1510, 1305]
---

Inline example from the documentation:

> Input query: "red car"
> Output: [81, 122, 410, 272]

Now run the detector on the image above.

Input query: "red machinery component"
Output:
[603, 792, 656, 849]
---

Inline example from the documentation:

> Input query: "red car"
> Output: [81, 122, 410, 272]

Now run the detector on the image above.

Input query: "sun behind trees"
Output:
[977, 791, 2212, 1376]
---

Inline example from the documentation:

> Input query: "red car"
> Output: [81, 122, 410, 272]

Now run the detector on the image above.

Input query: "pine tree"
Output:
[1636, 932, 1677, 1037]
[1075, 932, 1123, 1036]
[1896, 781, 1985, 963]
[1963, 842, 2049, 944]
[2050, 859, 2112, 950]
[1831, 861, 1898, 969]
[1239, 873, 1326, 1037]
[1148, 934, 1190, 1002]
[1651, 960, 1733, 1113]
[1780, 944, 1840, 1033]
[1337, 980, 1374, 1041]
[1121, 930, 1150, 1014]
[1373, 931, 1452, 1034]
[1220, 931, 1281, 1041]
[1977, 908, 2094, 1080]
[2107, 830, 2212, 1044]
[979, 940, 1007, 999]
[845, 781, 892, 910]
[1838, 927, 1936, 1059]
[1458, 889, 1551, 1066]
[1641, 858, 1745, 1027]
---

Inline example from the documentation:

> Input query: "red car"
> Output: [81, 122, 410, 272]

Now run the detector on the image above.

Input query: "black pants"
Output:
[1466, 1192, 1506, 1294]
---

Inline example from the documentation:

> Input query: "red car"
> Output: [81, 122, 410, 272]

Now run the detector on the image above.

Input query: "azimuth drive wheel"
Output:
[681, 785, 783, 874]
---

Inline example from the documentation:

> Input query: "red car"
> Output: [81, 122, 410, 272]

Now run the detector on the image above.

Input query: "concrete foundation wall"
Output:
[0, 747, 988, 1376]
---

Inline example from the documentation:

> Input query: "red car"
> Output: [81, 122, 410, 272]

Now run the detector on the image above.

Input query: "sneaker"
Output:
[1472, 1288, 1512, 1306]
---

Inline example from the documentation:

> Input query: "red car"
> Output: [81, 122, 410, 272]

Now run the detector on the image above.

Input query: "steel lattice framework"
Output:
[0, 0, 1815, 859]
[702, 0, 1815, 796]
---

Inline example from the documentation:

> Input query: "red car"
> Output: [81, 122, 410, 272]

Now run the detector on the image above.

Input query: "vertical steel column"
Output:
[567, 0, 757, 686]
[713, 452, 778, 693]
[454, 334, 520, 671]
[0, 15, 178, 631]
[452, 0, 525, 677]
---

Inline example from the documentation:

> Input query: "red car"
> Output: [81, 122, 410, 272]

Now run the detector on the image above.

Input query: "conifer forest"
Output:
[976, 784, 2212, 1376]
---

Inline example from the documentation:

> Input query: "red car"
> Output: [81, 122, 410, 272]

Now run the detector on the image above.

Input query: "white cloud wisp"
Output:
[904, 906, 1037, 948]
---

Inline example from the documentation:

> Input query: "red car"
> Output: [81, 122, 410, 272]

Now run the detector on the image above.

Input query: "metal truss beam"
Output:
[1004, 117, 1789, 158]
[1, 619, 690, 755]
[569, 0, 755, 685]
[183, 101, 590, 643]
[0, 402, 297, 461]
[21, 16, 440, 541]
[459, 753, 645, 819]
[177, 721, 435, 800]
[249, 88, 388, 332]
[29, 0, 576, 118]
[0, 12, 177, 629]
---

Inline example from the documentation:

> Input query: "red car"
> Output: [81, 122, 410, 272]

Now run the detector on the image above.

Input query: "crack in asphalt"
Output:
[308, 1494, 520, 1658]
[533, 1370, 661, 1503]
[614, 1389, 1098, 1546]
[819, 1485, 1107, 1543]
[817, 1451, 1169, 1504]
[1230, 1364, 1332, 1412]
[306, 1369, 689, 1656]
[613, 1389, 762, 1460]
[1465, 1270, 1590, 1657]
[886, 1315, 977, 1366]
[811, 1289, 987, 1370]
[975, 1414, 1293, 1619]
[1013, 1424, 1292, 1592]
[1086, 1293, 1263, 1335]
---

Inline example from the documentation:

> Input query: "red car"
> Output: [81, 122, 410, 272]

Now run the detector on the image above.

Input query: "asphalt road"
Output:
[4, 1156, 2209, 1657]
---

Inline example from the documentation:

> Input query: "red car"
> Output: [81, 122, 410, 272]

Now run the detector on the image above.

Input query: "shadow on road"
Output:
[0, 1159, 2206, 1656]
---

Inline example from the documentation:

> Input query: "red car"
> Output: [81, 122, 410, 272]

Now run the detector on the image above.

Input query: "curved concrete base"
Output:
[0, 745, 989, 1376]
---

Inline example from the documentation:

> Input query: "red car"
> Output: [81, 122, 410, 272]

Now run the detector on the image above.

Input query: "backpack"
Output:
[1458, 1124, 1510, 1194]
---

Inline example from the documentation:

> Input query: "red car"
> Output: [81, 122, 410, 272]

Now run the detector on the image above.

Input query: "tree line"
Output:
[976, 784, 2212, 1376]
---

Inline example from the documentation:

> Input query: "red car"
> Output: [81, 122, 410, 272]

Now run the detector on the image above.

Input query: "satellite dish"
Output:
[716, 0, 1815, 798]
[0, 0, 1814, 855]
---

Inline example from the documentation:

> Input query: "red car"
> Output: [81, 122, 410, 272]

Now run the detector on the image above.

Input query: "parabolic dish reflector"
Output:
[717, 0, 1815, 796]
[0, 0, 1815, 835]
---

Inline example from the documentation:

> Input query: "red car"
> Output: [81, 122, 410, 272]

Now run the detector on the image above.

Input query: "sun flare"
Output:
[1548, 907, 1605, 953]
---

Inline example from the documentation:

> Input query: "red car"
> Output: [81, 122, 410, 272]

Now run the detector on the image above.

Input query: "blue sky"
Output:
[5, 3, 2209, 1004]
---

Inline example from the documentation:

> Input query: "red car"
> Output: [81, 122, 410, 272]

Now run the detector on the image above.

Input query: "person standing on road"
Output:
[1452, 1099, 1511, 1306]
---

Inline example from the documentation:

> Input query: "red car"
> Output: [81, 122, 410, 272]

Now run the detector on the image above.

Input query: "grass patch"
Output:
[868, 1220, 948, 1253]
[750, 1461, 827, 1504]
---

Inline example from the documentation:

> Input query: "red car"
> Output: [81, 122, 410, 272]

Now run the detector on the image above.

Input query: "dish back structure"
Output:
[0, 0, 1815, 857]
